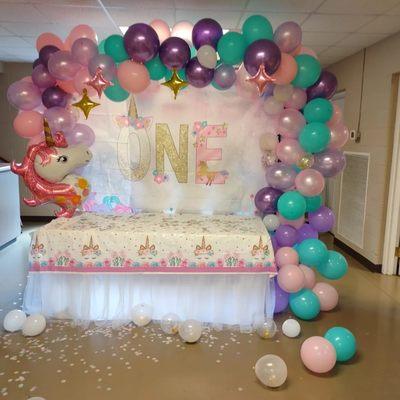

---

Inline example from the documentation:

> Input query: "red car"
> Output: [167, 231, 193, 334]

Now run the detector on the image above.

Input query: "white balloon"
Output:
[171, 21, 193, 45]
[28, 397, 46, 400]
[263, 214, 280, 232]
[263, 96, 284, 116]
[282, 318, 301, 338]
[197, 45, 217, 69]
[3, 309, 26, 332]
[178, 319, 202, 343]
[132, 303, 153, 327]
[259, 132, 278, 151]
[160, 313, 180, 335]
[255, 354, 288, 388]
[22, 314, 46, 337]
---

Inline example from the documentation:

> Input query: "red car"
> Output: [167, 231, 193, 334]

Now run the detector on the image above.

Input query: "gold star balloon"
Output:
[246, 64, 276, 96]
[162, 69, 188, 99]
[72, 88, 100, 119]
[87, 67, 113, 98]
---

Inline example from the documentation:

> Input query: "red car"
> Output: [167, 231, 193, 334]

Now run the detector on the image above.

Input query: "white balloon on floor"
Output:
[22, 314, 46, 336]
[282, 318, 301, 338]
[255, 354, 288, 388]
[178, 319, 202, 343]
[160, 313, 180, 335]
[132, 303, 153, 327]
[3, 309, 27, 332]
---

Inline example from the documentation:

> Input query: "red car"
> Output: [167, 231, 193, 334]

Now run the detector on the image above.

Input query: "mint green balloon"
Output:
[164, 68, 187, 81]
[217, 32, 246, 65]
[304, 98, 333, 123]
[242, 15, 273, 44]
[190, 46, 197, 58]
[292, 54, 321, 88]
[299, 122, 330, 153]
[105, 34, 128, 63]
[297, 238, 328, 267]
[145, 56, 167, 80]
[104, 78, 129, 102]
[317, 250, 348, 279]
[289, 289, 320, 320]
[325, 327, 356, 362]
[305, 195, 322, 212]
[98, 39, 106, 54]
[277, 190, 306, 220]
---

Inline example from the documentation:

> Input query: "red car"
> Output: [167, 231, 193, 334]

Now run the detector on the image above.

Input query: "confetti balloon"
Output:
[132, 303, 153, 327]
[160, 313, 180, 335]
[178, 319, 202, 343]
[3, 310, 26, 332]
[255, 354, 287, 388]
[22, 314, 46, 336]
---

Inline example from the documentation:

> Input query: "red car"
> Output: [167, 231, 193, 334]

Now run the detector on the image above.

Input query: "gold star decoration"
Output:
[72, 88, 100, 119]
[86, 67, 113, 98]
[161, 69, 188, 99]
[246, 64, 276, 96]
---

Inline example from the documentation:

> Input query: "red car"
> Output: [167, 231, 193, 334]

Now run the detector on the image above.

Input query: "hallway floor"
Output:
[0, 224, 399, 400]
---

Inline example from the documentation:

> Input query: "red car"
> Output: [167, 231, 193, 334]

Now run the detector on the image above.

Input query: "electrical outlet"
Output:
[350, 130, 356, 140]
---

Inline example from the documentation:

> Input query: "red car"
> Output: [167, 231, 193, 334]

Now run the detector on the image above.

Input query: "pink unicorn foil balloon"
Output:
[11, 119, 92, 218]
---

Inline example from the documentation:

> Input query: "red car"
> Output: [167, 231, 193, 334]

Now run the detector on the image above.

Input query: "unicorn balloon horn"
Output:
[43, 118, 55, 147]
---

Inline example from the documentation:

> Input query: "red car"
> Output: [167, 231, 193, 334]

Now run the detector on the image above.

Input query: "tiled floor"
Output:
[0, 224, 399, 400]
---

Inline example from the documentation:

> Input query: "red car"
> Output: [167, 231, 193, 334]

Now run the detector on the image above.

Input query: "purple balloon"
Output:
[71, 38, 98, 66]
[274, 278, 289, 313]
[244, 39, 281, 76]
[32, 64, 56, 89]
[273, 21, 302, 53]
[44, 106, 76, 132]
[313, 149, 346, 178]
[159, 37, 190, 70]
[7, 80, 42, 110]
[265, 163, 297, 190]
[65, 123, 95, 147]
[307, 70, 338, 101]
[41, 86, 68, 108]
[297, 223, 318, 243]
[192, 18, 223, 50]
[254, 186, 283, 214]
[308, 206, 335, 233]
[48, 51, 81, 81]
[33, 58, 43, 69]
[39, 45, 59, 67]
[275, 224, 298, 247]
[123, 23, 160, 63]
[271, 235, 280, 253]
[88, 54, 116, 81]
[185, 57, 214, 88]
[214, 64, 236, 89]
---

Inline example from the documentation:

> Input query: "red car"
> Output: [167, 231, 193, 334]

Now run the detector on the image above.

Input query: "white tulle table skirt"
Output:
[23, 272, 275, 328]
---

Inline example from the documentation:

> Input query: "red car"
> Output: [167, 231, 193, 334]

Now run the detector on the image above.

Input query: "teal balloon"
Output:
[98, 39, 106, 54]
[242, 15, 273, 44]
[305, 195, 322, 212]
[104, 34, 129, 63]
[324, 327, 356, 362]
[317, 250, 348, 279]
[104, 78, 129, 102]
[164, 68, 187, 81]
[277, 190, 306, 220]
[292, 54, 321, 89]
[289, 289, 320, 320]
[190, 46, 197, 58]
[299, 122, 330, 153]
[217, 32, 246, 65]
[145, 56, 167, 80]
[304, 98, 333, 123]
[212, 80, 223, 90]
[297, 238, 328, 267]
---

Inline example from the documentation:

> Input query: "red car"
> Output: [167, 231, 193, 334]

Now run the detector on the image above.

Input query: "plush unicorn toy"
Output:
[11, 120, 92, 218]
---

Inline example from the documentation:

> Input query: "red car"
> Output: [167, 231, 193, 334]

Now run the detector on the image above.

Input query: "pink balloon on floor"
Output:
[301, 336, 337, 373]
[295, 169, 325, 197]
[328, 122, 349, 149]
[36, 32, 64, 51]
[272, 53, 298, 85]
[150, 19, 171, 43]
[13, 111, 44, 138]
[275, 247, 299, 268]
[278, 213, 305, 229]
[277, 264, 305, 293]
[276, 138, 305, 165]
[299, 264, 316, 289]
[312, 282, 338, 311]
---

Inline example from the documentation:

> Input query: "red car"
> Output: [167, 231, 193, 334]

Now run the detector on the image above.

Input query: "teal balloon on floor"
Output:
[289, 289, 320, 320]
[317, 250, 348, 279]
[277, 190, 306, 220]
[299, 122, 330, 153]
[303, 98, 333, 123]
[292, 54, 321, 88]
[297, 238, 328, 267]
[305, 195, 322, 212]
[324, 327, 356, 362]
[145, 56, 167, 80]
[104, 78, 129, 102]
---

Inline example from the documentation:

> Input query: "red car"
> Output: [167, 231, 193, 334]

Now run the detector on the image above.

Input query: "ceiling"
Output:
[0, 0, 400, 66]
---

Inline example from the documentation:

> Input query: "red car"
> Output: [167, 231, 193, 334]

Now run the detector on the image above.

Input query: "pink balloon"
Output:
[278, 109, 306, 138]
[263, 96, 284, 115]
[299, 264, 316, 289]
[32, 64, 57, 89]
[300, 337, 337, 373]
[235, 65, 258, 100]
[36, 32, 64, 51]
[27, 134, 44, 147]
[48, 51, 81, 81]
[57, 79, 76, 94]
[171, 21, 193, 44]
[277, 264, 305, 293]
[276, 138, 305, 164]
[328, 103, 343, 126]
[284, 87, 307, 110]
[328, 122, 349, 149]
[295, 169, 325, 196]
[65, 123, 95, 147]
[44, 106, 76, 132]
[73, 68, 97, 96]
[71, 38, 98, 66]
[150, 19, 171, 43]
[312, 282, 338, 311]
[117, 60, 150, 93]
[299, 46, 318, 59]
[278, 213, 305, 229]
[272, 53, 298, 85]
[65, 25, 97, 49]
[13, 111, 44, 138]
[275, 247, 299, 268]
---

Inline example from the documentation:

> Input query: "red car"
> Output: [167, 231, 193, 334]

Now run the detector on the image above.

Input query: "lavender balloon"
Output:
[159, 37, 190, 70]
[271, 235, 279, 253]
[185, 57, 214, 88]
[265, 163, 297, 190]
[297, 223, 318, 243]
[275, 224, 298, 247]
[66, 123, 95, 147]
[274, 278, 289, 313]
[244, 39, 281, 76]
[308, 206, 335, 233]
[32, 64, 56, 89]
[88, 54, 116, 81]
[192, 18, 223, 49]
[313, 149, 346, 178]
[7, 80, 42, 110]
[254, 186, 283, 214]
[44, 106, 76, 132]
[273, 21, 302, 53]
[42, 86, 68, 108]
[123, 23, 160, 63]
[39, 45, 59, 67]
[213, 64, 236, 89]
[71, 38, 98, 66]
[307, 70, 338, 101]
[48, 51, 81, 81]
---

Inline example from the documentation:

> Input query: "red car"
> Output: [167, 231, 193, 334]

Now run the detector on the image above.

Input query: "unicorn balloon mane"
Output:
[11, 119, 92, 218]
